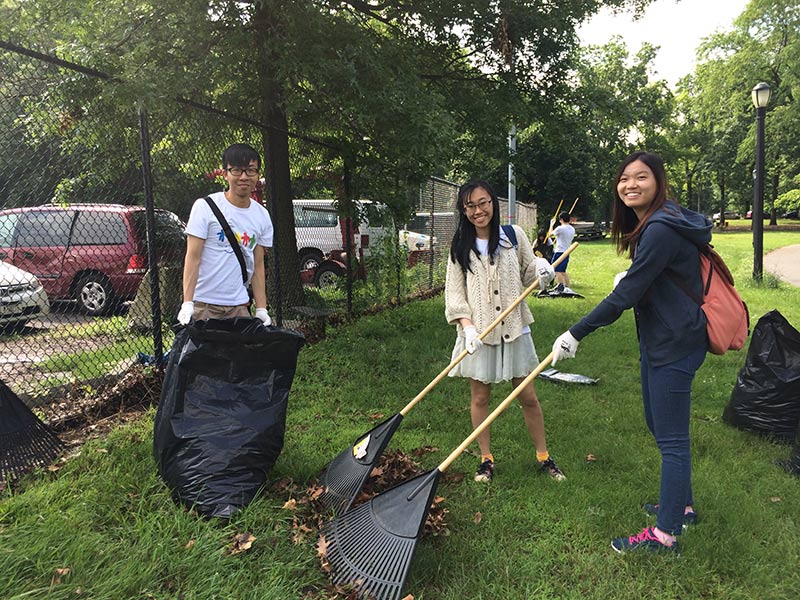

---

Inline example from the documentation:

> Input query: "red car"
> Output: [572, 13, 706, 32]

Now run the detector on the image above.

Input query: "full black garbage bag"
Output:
[153, 318, 305, 518]
[722, 310, 800, 442]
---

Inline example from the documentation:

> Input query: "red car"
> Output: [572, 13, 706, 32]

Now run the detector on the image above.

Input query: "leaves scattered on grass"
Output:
[225, 532, 256, 555]
[585, 454, 597, 462]
[278, 448, 456, 599]
[51, 566, 71, 585]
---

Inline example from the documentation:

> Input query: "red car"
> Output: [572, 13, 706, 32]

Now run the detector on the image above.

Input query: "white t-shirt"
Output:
[184, 191, 274, 306]
[553, 223, 575, 253]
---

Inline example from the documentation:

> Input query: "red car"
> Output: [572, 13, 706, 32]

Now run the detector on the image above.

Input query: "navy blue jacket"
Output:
[570, 201, 712, 366]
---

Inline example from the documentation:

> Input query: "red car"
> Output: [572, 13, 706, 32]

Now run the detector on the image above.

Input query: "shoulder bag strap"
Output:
[203, 196, 248, 286]
[501, 224, 518, 249]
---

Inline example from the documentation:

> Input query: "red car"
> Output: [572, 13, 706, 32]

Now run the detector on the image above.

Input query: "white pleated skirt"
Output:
[447, 333, 539, 384]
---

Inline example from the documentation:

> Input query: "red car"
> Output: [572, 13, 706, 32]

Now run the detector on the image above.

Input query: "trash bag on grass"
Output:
[153, 318, 305, 518]
[722, 310, 800, 442]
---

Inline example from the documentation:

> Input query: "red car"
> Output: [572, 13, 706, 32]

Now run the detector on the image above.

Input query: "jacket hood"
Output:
[646, 200, 712, 246]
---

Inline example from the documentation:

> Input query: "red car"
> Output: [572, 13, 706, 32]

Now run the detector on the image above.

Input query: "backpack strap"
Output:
[203, 196, 248, 286]
[666, 243, 709, 306]
[501, 224, 518, 250]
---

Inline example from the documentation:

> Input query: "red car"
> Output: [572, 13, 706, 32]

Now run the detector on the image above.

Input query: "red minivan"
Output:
[0, 204, 184, 315]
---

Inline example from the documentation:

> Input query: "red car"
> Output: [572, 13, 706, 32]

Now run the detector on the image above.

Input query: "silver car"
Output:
[0, 260, 50, 328]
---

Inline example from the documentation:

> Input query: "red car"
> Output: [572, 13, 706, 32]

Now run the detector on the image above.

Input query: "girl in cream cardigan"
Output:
[445, 179, 565, 483]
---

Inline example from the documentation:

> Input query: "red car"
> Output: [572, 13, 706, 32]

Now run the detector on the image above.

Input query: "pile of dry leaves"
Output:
[38, 365, 163, 447]
[267, 447, 458, 600]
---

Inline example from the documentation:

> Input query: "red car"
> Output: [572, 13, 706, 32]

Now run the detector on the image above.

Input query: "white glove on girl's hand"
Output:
[463, 325, 483, 354]
[552, 330, 579, 365]
[613, 270, 628, 289]
[177, 301, 194, 325]
[535, 257, 555, 291]
[255, 308, 272, 326]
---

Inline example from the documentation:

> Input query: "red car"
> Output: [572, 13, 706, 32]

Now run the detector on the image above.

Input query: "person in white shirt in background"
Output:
[551, 211, 576, 292]
[178, 143, 274, 326]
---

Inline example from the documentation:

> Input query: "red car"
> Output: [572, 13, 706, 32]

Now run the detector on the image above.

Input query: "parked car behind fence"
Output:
[0, 260, 49, 328]
[0, 204, 185, 315]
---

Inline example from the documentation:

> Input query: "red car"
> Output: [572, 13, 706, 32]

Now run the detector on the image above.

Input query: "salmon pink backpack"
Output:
[670, 244, 749, 355]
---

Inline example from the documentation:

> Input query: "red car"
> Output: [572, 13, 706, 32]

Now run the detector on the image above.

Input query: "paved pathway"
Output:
[764, 244, 800, 287]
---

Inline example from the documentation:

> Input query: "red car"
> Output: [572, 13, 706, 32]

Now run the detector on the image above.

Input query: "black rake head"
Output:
[318, 413, 404, 515]
[320, 469, 441, 600]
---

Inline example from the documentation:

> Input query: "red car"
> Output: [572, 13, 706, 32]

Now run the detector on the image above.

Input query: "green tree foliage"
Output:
[682, 0, 799, 220]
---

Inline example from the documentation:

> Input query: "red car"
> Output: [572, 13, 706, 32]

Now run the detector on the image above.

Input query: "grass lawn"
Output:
[1, 230, 799, 599]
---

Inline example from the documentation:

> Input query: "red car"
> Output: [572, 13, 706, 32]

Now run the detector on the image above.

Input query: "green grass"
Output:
[2, 231, 799, 599]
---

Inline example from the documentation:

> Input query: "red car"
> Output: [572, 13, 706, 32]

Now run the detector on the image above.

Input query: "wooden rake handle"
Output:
[437, 350, 555, 474]
[398, 241, 579, 418]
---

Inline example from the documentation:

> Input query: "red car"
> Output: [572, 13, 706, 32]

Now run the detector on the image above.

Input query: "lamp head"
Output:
[751, 82, 772, 109]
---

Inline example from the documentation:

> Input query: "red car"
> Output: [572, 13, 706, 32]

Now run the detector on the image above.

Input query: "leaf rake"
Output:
[318, 242, 578, 515]
[320, 352, 556, 600]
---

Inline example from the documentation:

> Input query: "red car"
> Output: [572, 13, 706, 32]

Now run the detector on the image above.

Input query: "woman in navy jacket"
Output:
[551, 151, 712, 553]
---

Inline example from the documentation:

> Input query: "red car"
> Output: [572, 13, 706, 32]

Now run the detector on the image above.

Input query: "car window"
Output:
[130, 210, 186, 247]
[0, 214, 19, 248]
[71, 211, 128, 245]
[294, 206, 338, 228]
[17, 210, 73, 247]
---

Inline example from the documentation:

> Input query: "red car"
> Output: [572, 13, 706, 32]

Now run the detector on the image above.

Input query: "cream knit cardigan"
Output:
[445, 225, 538, 346]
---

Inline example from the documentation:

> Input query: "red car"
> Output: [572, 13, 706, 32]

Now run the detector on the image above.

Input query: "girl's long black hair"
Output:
[450, 180, 501, 272]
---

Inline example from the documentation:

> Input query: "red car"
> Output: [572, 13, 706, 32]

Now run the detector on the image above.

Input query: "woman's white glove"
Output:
[552, 330, 579, 365]
[177, 301, 194, 325]
[463, 325, 483, 354]
[255, 308, 272, 326]
[613, 270, 628, 289]
[535, 257, 555, 291]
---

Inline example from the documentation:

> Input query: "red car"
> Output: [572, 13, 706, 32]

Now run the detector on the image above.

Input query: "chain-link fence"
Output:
[0, 40, 455, 405]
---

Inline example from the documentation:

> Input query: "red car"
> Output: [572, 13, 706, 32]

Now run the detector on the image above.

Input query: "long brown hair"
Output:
[611, 151, 671, 258]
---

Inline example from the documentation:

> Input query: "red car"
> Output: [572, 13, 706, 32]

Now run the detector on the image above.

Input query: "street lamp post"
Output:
[751, 82, 771, 281]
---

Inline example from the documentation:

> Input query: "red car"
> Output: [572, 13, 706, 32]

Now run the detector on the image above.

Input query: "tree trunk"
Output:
[253, 2, 305, 313]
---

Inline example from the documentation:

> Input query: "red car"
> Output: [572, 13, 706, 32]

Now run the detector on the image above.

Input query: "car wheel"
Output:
[314, 263, 345, 288]
[299, 250, 324, 272]
[76, 274, 115, 316]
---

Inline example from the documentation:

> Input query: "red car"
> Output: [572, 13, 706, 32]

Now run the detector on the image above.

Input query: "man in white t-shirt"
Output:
[178, 143, 274, 325]
[551, 211, 576, 291]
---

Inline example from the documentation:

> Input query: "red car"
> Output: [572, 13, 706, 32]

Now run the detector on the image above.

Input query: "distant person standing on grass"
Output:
[444, 179, 564, 484]
[551, 211, 575, 292]
[550, 151, 711, 553]
[178, 143, 274, 326]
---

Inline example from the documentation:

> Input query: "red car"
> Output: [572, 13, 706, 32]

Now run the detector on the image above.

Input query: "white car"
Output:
[0, 261, 50, 328]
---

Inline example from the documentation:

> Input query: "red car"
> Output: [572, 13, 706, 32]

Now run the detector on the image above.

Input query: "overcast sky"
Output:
[578, 0, 750, 87]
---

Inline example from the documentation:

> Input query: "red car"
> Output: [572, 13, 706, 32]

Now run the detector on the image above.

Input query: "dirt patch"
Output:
[39, 365, 163, 448]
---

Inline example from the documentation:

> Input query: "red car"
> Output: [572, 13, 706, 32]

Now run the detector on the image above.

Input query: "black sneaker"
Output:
[643, 503, 698, 527]
[474, 458, 494, 482]
[539, 457, 566, 481]
[554, 283, 565, 294]
[611, 527, 679, 554]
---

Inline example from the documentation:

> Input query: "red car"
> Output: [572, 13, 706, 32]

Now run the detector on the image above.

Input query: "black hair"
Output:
[449, 179, 501, 272]
[222, 143, 261, 169]
[559, 211, 571, 223]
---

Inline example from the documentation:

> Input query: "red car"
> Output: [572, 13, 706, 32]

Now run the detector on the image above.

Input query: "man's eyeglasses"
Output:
[464, 199, 491, 213]
[226, 167, 260, 177]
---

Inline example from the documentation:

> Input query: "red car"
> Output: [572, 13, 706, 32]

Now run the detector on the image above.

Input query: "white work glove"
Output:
[255, 308, 272, 326]
[177, 301, 194, 325]
[463, 325, 483, 354]
[552, 330, 579, 366]
[613, 270, 628, 290]
[535, 257, 555, 291]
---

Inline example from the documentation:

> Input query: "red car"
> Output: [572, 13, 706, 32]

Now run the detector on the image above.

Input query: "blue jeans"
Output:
[640, 346, 706, 536]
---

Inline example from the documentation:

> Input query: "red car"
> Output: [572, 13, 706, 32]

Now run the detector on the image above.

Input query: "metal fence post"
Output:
[137, 103, 163, 365]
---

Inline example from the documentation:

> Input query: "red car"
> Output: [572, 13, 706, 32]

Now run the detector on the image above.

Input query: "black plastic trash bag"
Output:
[722, 310, 800, 442]
[153, 318, 305, 518]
